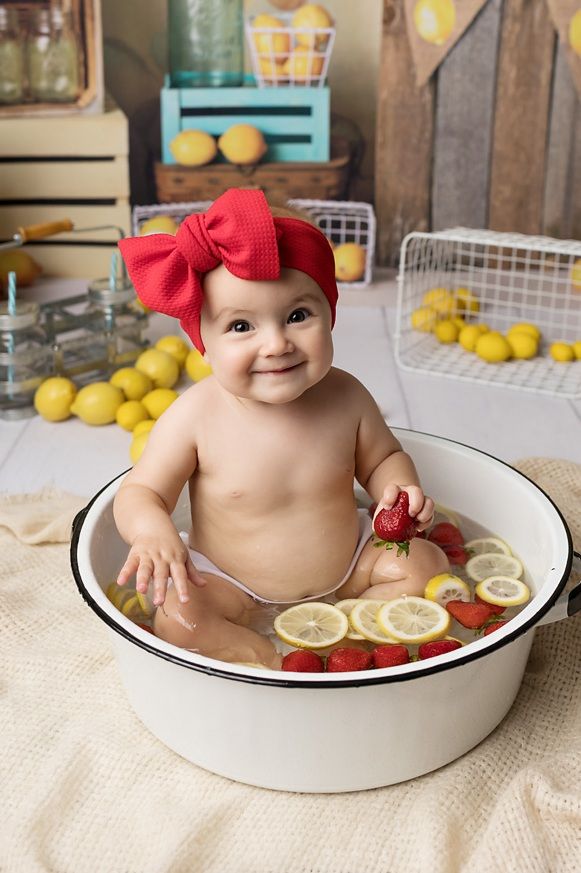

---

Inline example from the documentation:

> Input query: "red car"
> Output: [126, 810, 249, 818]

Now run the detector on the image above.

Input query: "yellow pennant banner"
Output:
[546, 0, 581, 94]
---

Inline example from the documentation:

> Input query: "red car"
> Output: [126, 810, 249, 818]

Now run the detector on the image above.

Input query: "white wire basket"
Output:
[289, 199, 376, 287]
[245, 13, 335, 88]
[131, 202, 212, 236]
[396, 228, 581, 398]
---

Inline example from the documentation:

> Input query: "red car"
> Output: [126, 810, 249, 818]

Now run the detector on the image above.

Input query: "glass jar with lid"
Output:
[168, 0, 244, 87]
[0, 6, 25, 104]
[27, 5, 83, 102]
[0, 302, 53, 420]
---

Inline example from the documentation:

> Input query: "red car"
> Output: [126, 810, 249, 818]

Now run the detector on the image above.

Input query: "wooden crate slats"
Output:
[22, 244, 122, 279]
[488, 0, 555, 234]
[0, 109, 129, 157]
[431, 0, 502, 231]
[375, 0, 434, 266]
[0, 158, 130, 201]
[571, 106, 581, 239]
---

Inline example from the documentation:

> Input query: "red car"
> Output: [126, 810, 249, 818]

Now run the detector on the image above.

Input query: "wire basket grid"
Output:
[245, 14, 335, 88]
[132, 202, 213, 236]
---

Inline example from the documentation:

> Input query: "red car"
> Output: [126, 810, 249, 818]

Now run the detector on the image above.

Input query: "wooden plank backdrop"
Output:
[376, 0, 580, 265]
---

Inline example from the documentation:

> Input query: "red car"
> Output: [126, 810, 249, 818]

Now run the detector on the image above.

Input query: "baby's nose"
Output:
[262, 326, 293, 355]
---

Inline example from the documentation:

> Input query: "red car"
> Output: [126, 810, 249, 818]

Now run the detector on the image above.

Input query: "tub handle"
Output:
[537, 552, 581, 626]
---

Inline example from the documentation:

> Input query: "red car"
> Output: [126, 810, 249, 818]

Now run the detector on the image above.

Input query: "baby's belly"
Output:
[190, 505, 361, 601]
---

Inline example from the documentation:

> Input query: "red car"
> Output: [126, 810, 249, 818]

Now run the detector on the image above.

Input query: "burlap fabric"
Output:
[1, 461, 580, 873]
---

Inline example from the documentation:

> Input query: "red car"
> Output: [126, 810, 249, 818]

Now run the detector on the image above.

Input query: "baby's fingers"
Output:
[117, 554, 139, 587]
[375, 483, 400, 516]
[135, 559, 154, 595]
[416, 496, 435, 528]
[186, 556, 207, 589]
[169, 561, 191, 604]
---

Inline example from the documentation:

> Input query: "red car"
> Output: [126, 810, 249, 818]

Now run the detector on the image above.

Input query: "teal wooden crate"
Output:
[161, 80, 329, 164]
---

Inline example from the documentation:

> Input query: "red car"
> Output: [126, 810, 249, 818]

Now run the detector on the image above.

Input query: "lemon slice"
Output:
[475, 576, 531, 607]
[377, 596, 450, 644]
[273, 602, 348, 649]
[424, 573, 471, 606]
[105, 582, 134, 611]
[465, 536, 511, 556]
[335, 599, 365, 640]
[466, 552, 523, 582]
[349, 599, 397, 644]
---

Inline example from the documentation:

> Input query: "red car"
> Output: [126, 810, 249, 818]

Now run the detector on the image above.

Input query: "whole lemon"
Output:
[283, 46, 324, 81]
[291, 4, 333, 48]
[142, 388, 179, 419]
[139, 215, 179, 236]
[458, 324, 482, 352]
[571, 258, 581, 289]
[422, 287, 449, 307]
[434, 319, 459, 343]
[569, 10, 581, 57]
[454, 287, 480, 313]
[573, 341, 581, 360]
[476, 323, 490, 334]
[135, 348, 180, 389]
[475, 332, 511, 363]
[253, 13, 291, 62]
[0, 250, 42, 289]
[413, 0, 456, 45]
[218, 124, 267, 165]
[550, 342, 574, 362]
[507, 322, 541, 341]
[333, 242, 366, 282]
[130, 432, 150, 464]
[133, 418, 156, 437]
[452, 316, 465, 330]
[411, 306, 437, 332]
[155, 335, 190, 367]
[507, 332, 538, 360]
[169, 129, 217, 167]
[185, 349, 213, 382]
[110, 367, 153, 401]
[258, 57, 287, 83]
[116, 400, 149, 432]
[70, 382, 125, 425]
[34, 376, 77, 422]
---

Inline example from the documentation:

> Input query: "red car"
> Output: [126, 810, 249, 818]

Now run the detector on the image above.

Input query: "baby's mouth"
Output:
[254, 362, 303, 375]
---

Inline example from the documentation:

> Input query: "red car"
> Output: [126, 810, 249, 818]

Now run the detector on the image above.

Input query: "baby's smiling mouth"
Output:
[253, 361, 303, 375]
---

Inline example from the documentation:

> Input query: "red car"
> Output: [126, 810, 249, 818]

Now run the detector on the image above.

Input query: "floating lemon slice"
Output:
[466, 552, 523, 583]
[105, 582, 134, 611]
[273, 602, 348, 649]
[475, 576, 531, 607]
[424, 573, 471, 606]
[335, 599, 365, 640]
[377, 596, 450, 644]
[465, 536, 511, 556]
[121, 593, 154, 620]
[349, 599, 397, 644]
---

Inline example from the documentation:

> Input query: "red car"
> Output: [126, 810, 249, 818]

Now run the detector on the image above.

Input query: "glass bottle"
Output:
[0, 6, 25, 104]
[27, 5, 82, 103]
[0, 302, 53, 420]
[168, 0, 244, 88]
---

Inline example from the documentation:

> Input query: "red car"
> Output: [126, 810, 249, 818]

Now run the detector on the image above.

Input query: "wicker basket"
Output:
[155, 137, 353, 204]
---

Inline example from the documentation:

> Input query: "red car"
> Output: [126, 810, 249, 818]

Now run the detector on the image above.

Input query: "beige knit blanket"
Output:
[1, 460, 580, 873]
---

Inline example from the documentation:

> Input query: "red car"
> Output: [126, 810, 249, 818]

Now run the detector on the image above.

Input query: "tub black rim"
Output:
[70, 428, 574, 689]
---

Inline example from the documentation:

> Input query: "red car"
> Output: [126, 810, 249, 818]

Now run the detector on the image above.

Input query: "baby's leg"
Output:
[335, 539, 380, 599]
[154, 573, 282, 669]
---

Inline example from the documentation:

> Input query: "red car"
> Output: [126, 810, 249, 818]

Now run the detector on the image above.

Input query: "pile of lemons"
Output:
[252, 4, 333, 83]
[170, 124, 268, 168]
[33, 336, 213, 462]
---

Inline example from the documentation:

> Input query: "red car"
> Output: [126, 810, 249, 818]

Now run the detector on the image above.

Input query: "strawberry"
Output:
[372, 644, 410, 668]
[418, 639, 463, 659]
[282, 650, 324, 672]
[446, 599, 495, 629]
[136, 622, 154, 634]
[372, 491, 418, 557]
[326, 647, 374, 672]
[475, 592, 506, 615]
[428, 522, 464, 548]
[484, 620, 509, 636]
[443, 544, 469, 565]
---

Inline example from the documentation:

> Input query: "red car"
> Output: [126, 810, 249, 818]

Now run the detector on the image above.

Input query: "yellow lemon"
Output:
[169, 129, 217, 167]
[333, 242, 366, 282]
[70, 382, 125, 425]
[133, 418, 156, 437]
[142, 388, 179, 419]
[116, 400, 149, 432]
[434, 319, 459, 343]
[571, 258, 581, 289]
[452, 316, 466, 330]
[413, 0, 456, 45]
[411, 306, 437, 332]
[283, 46, 324, 81]
[550, 342, 574, 362]
[135, 348, 180, 389]
[569, 10, 581, 56]
[424, 574, 470, 607]
[422, 287, 449, 307]
[185, 349, 213, 382]
[573, 341, 581, 360]
[458, 324, 482, 352]
[475, 332, 511, 363]
[155, 335, 190, 367]
[291, 4, 333, 48]
[253, 14, 291, 63]
[258, 57, 287, 83]
[507, 332, 538, 360]
[110, 367, 153, 401]
[33, 376, 77, 422]
[130, 432, 149, 464]
[454, 287, 480, 313]
[507, 322, 541, 341]
[139, 215, 178, 236]
[476, 323, 490, 334]
[218, 124, 267, 166]
[0, 250, 42, 289]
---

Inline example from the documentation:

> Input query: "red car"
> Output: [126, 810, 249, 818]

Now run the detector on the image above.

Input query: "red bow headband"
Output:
[118, 189, 338, 353]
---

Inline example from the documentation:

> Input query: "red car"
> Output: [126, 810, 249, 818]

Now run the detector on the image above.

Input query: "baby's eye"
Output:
[229, 320, 251, 333]
[288, 308, 310, 324]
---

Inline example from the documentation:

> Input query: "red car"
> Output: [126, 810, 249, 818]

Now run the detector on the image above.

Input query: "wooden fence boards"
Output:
[543, 42, 578, 239]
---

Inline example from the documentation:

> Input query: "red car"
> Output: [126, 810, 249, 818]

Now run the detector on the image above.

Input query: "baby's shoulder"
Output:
[325, 367, 370, 401]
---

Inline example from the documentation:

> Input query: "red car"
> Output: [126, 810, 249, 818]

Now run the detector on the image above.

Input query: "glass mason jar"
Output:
[27, 6, 82, 102]
[0, 302, 53, 420]
[168, 0, 244, 87]
[0, 6, 25, 104]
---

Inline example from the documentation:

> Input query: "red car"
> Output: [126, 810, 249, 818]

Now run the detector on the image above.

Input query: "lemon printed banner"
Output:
[546, 0, 581, 93]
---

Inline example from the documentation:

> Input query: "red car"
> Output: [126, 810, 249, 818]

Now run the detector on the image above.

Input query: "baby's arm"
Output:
[113, 389, 205, 606]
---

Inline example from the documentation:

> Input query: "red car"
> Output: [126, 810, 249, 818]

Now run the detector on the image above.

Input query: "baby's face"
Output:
[200, 265, 334, 404]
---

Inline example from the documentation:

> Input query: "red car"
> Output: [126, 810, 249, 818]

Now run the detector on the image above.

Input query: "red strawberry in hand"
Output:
[372, 644, 410, 668]
[282, 650, 324, 672]
[326, 647, 373, 672]
[446, 599, 495, 629]
[373, 491, 418, 557]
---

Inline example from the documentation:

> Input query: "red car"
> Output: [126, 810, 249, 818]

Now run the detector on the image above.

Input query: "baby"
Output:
[115, 189, 447, 668]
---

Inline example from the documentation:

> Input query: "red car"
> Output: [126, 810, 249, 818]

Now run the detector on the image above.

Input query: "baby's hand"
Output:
[375, 484, 434, 532]
[116, 533, 206, 607]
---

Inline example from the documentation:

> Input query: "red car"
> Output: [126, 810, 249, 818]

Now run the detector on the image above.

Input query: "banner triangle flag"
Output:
[546, 0, 581, 97]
